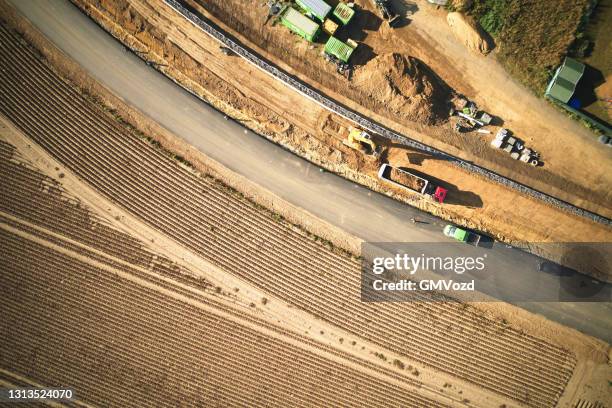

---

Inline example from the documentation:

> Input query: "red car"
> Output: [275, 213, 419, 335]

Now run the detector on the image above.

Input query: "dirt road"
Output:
[399, 0, 607, 175]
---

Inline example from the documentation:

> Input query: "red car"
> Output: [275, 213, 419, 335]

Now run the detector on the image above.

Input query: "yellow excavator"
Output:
[342, 127, 381, 158]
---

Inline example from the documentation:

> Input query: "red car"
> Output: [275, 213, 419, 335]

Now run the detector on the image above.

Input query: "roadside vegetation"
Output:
[461, 0, 597, 94]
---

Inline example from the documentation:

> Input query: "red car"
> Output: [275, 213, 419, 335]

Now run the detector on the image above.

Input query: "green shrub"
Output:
[466, 0, 591, 94]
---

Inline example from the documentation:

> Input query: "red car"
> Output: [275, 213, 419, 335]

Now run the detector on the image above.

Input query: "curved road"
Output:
[8, 0, 611, 342]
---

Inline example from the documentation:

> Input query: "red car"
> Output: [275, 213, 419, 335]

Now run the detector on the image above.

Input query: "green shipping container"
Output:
[545, 57, 585, 103]
[280, 7, 321, 42]
[324, 37, 355, 63]
[295, 0, 332, 22]
[333, 3, 355, 25]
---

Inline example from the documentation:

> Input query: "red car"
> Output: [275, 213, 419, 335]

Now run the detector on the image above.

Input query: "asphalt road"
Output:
[8, 0, 611, 342]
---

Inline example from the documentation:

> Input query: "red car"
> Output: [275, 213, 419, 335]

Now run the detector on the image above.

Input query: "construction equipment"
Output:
[372, 0, 400, 27]
[453, 118, 476, 133]
[491, 128, 540, 166]
[323, 37, 357, 77]
[450, 104, 492, 127]
[598, 135, 612, 147]
[378, 164, 447, 203]
[264, 0, 285, 25]
[342, 127, 381, 157]
[443, 225, 482, 246]
[279, 6, 321, 42]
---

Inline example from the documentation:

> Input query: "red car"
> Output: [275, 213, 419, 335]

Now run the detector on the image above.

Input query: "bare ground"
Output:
[193, 0, 612, 217]
[62, 0, 612, 256]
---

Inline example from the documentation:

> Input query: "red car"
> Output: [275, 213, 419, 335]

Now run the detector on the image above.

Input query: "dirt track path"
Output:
[396, 1, 612, 206]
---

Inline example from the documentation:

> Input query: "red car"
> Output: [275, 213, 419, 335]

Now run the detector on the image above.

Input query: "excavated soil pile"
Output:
[390, 167, 424, 191]
[353, 53, 450, 125]
[447, 12, 492, 55]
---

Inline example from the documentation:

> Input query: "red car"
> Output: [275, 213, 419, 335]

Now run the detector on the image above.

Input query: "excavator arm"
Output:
[345, 128, 380, 157]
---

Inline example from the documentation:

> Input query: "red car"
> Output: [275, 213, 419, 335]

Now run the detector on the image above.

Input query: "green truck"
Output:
[443, 225, 482, 246]
[280, 6, 321, 42]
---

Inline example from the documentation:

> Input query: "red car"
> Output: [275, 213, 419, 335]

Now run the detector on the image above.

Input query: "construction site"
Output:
[0, 0, 610, 407]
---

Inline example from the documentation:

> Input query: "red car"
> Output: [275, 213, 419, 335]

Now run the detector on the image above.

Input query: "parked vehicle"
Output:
[443, 225, 482, 246]
[378, 164, 447, 203]
[372, 0, 400, 27]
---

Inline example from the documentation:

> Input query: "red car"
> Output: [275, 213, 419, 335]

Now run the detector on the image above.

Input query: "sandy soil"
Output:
[63, 0, 612, 255]
[389, 166, 426, 191]
[193, 0, 612, 217]
[352, 52, 451, 123]
[446, 12, 491, 54]
[390, 1, 612, 209]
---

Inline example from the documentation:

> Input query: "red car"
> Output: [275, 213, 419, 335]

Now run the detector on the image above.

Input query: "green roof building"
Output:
[295, 0, 332, 22]
[280, 7, 320, 42]
[545, 57, 585, 103]
[324, 37, 355, 63]
[333, 3, 355, 25]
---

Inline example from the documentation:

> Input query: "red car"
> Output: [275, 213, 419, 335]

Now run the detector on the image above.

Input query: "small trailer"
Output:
[378, 164, 447, 203]
[443, 225, 481, 246]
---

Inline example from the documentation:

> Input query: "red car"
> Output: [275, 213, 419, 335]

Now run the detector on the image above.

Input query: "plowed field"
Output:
[1, 138, 449, 406]
[1, 228, 453, 408]
[0, 21, 577, 407]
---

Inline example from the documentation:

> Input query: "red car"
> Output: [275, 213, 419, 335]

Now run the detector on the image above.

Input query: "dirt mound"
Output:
[450, 0, 473, 12]
[447, 12, 491, 55]
[353, 53, 450, 124]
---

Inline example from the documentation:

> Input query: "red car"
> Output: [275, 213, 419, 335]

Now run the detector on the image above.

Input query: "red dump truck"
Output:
[378, 164, 447, 203]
